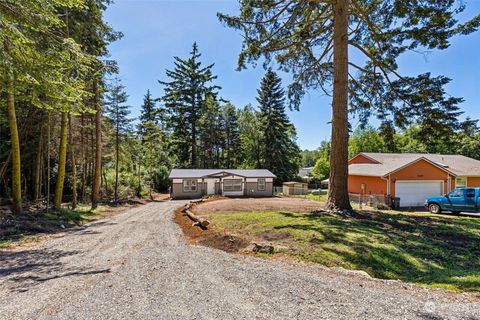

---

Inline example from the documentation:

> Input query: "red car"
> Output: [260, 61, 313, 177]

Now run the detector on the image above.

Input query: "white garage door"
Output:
[395, 181, 443, 207]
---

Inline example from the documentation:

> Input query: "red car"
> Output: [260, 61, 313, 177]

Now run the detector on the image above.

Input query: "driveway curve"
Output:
[0, 201, 478, 320]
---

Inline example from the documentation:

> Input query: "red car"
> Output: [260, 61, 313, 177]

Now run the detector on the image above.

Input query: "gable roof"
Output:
[349, 153, 480, 177]
[298, 167, 313, 178]
[169, 169, 276, 179]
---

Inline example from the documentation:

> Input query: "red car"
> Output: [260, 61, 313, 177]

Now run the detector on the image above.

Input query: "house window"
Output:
[258, 178, 266, 191]
[456, 177, 467, 188]
[223, 179, 242, 191]
[183, 179, 197, 192]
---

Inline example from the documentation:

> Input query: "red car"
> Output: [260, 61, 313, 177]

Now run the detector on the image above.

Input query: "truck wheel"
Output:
[428, 203, 441, 214]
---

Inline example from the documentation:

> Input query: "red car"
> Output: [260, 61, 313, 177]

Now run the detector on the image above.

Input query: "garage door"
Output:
[395, 181, 443, 207]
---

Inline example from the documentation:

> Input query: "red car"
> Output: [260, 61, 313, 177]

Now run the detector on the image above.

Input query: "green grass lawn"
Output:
[209, 209, 480, 292]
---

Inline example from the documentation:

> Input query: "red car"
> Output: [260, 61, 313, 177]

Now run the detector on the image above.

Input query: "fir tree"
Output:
[198, 96, 224, 168]
[138, 89, 159, 139]
[105, 77, 132, 202]
[257, 69, 300, 182]
[160, 42, 220, 168]
[219, 0, 480, 210]
[222, 103, 240, 169]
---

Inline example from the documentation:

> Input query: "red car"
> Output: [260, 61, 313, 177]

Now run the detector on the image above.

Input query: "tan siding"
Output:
[171, 182, 206, 199]
[245, 181, 273, 197]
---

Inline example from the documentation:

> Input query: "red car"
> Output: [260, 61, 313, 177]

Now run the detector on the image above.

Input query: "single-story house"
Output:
[282, 181, 308, 195]
[169, 169, 276, 199]
[298, 167, 313, 180]
[348, 153, 480, 207]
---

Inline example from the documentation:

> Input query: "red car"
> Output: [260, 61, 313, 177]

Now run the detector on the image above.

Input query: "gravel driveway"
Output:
[0, 201, 478, 320]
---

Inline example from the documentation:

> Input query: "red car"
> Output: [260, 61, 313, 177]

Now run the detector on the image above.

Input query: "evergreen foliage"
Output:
[160, 42, 220, 168]
[257, 69, 300, 182]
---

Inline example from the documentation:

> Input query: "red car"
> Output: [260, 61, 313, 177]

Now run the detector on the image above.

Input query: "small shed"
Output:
[282, 181, 308, 195]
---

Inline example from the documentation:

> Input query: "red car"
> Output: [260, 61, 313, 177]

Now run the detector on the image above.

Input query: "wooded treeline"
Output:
[0, 1, 301, 218]
[160, 44, 300, 181]
[304, 118, 480, 181]
[2, 0, 480, 215]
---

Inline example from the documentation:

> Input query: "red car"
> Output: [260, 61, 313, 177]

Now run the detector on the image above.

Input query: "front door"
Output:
[207, 180, 215, 195]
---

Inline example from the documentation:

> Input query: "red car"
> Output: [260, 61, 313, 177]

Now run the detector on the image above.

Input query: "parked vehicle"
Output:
[425, 187, 480, 214]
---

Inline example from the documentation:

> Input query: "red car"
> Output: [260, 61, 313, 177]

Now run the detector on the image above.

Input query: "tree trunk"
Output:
[6, 68, 22, 215]
[69, 114, 77, 209]
[91, 79, 102, 209]
[34, 123, 44, 201]
[80, 113, 86, 200]
[326, 0, 352, 211]
[114, 113, 119, 202]
[54, 112, 68, 209]
[47, 111, 51, 211]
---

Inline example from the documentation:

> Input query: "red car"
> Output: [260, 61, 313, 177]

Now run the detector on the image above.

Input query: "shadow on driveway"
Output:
[0, 248, 110, 293]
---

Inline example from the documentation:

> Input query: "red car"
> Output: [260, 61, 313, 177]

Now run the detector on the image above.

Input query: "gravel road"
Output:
[0, 201, 478, 320]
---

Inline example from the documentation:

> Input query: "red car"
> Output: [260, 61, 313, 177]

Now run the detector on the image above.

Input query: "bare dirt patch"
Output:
[198, 234, 250, 253]
[192, 197, 324, 216]
[174, 205, 251, 253]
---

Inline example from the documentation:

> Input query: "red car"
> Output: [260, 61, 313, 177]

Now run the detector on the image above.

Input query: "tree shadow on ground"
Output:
[274, 210, 480, 291]
[0, 248, 110, 292]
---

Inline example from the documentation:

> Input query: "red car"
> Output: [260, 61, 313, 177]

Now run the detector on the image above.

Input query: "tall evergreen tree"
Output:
[238, 105, 263, 169]
[105, 78, 132, 202]
[257, 70, 300, 182]
[138, 90, 156, 129]
[160, 42, 220, 168]
[198, 95, 224, 168]
[222, 103, 240, 169]
[219, 0, 480, 211]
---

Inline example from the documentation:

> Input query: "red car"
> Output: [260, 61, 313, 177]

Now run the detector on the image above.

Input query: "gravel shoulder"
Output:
[0, 200, 478, 320]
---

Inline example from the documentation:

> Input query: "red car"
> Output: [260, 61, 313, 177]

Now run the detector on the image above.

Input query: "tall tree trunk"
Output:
[6, 68, 22, 215]
[114, 115, 119, 202]
[69, 114, 77, 209]
[46, 111, 51, 211]
[80, 113, 86, 200]
[54, 112, 68, 208]
[91, 80, 102, 209]
[34, 123, 44, 200]
[327, 0, 352, 211]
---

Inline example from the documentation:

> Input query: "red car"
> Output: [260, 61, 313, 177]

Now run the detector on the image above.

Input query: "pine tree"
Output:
[257, 70, 300, 182]
[160, 42, 220, 168]
[105, 78, 132, 202]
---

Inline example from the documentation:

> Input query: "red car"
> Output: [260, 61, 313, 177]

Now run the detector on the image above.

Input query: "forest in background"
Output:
[1, 0, 480, 215]
[0, 0, 301, 215]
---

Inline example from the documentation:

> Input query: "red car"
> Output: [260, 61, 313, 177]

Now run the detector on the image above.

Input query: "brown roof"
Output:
[349, 153, 480, 177]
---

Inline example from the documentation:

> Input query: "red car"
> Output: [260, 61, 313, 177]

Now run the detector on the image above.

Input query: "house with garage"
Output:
[168, 169, 276, 199]
[348, 153, 480, 207]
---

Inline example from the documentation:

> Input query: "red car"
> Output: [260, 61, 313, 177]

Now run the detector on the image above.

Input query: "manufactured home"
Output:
[169, 169, 276, 199]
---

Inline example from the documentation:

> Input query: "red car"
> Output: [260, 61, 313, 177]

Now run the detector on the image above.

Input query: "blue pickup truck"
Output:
[425, 187, 480, 214]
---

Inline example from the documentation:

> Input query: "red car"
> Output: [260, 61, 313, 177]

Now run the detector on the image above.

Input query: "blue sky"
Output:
[105, 0, 480, 150]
